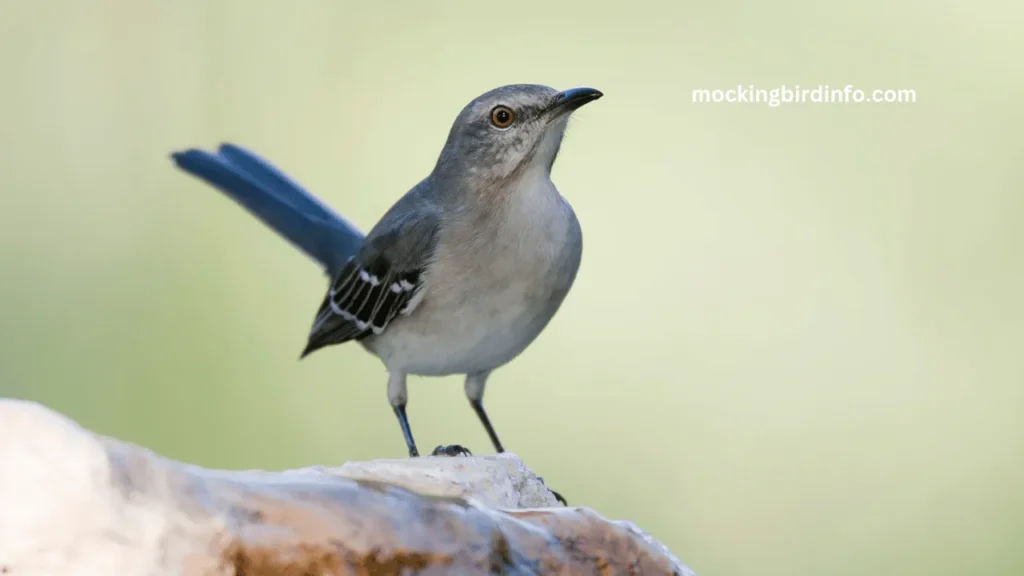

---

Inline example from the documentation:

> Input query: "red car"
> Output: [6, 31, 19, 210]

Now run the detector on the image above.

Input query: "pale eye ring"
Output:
[490, 105, 515, 128]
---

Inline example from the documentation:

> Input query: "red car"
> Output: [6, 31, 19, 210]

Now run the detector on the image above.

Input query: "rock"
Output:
[0, 399, 695, 575]
[330, 450, 561, 509]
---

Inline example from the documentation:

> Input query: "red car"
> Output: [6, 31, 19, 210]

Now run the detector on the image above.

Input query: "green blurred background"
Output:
[1, 1, 1021, 574]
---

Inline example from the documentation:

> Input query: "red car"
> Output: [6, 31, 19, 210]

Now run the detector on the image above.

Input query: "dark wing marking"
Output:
[298, 178, 439, 359]
[300, 254, 423, 357]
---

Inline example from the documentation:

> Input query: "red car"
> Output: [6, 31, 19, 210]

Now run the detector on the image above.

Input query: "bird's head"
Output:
[434, 84, 603, 188]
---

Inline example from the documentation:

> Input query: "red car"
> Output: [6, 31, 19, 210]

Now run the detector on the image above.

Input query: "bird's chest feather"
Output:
[430, 190, 578, 314]
[369, 184, 581, 375]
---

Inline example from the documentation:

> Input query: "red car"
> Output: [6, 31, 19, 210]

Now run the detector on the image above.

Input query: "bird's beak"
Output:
[544, 87, 603, 119]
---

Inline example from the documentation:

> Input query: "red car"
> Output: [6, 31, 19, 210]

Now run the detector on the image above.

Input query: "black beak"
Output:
[546, 87, 603, 117]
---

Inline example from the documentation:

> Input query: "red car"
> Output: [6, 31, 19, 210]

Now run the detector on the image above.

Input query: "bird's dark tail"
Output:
[170, 143, 363, 278]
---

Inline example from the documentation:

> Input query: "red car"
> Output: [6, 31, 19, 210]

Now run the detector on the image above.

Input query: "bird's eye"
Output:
[490, 105, 515, 128]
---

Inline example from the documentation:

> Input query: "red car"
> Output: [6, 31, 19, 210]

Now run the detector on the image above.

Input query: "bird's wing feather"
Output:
[302, 187, 440, 356]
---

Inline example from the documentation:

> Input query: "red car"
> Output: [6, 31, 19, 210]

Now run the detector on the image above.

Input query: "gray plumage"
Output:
[171, 83, 602, 460]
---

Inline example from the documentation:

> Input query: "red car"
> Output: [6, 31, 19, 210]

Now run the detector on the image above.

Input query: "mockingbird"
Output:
[171, 84, 602, 466]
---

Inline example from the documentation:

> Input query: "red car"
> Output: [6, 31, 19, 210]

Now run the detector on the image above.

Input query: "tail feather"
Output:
[214, 143, 344, 225]
[170, 144, 363, 278]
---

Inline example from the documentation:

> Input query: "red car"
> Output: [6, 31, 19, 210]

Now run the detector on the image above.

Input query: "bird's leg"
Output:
[388, 371, 419, 457]
[465, 371, 505, 453]
[465, 371, 566, 505]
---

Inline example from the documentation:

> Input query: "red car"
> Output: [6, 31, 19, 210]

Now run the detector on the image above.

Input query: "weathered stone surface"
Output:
[0, 399, 694, 575]
[329, 449, 561, 509]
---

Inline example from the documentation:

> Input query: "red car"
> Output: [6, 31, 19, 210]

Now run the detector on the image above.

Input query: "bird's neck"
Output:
[442, 164, 567, 255]
[506, 163, 562, 218]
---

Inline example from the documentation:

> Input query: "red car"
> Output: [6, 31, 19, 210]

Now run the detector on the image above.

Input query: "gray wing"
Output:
[301, 187, 440, 357]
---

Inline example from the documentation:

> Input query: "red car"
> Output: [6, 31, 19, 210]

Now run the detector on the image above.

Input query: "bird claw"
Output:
[536, 476, 568, 506]
[430, 444, 473, 457]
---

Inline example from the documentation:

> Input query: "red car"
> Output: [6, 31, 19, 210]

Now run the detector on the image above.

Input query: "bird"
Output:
[170, 83, 602, 462]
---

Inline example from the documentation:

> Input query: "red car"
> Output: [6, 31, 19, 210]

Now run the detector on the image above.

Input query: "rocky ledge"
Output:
[0, 399, 693, 575]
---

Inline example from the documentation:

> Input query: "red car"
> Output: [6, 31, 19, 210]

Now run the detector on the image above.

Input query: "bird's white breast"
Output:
[365, 173, 582, 376]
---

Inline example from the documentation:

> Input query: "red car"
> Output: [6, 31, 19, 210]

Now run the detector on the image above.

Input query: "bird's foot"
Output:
[430, 444, 473, 457]
[550, 489, 568, 506]
[537, 476, 568, 506]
